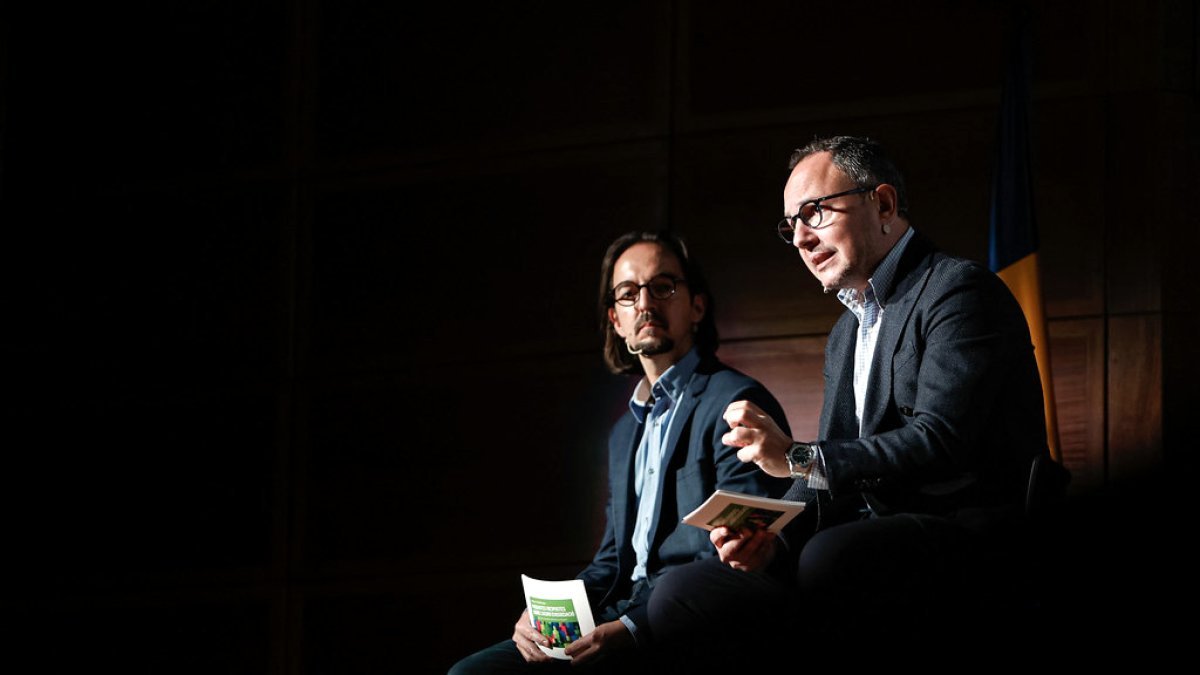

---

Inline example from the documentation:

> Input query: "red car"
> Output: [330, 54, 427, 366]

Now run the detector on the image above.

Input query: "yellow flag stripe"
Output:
[997, 253, 1060, 462]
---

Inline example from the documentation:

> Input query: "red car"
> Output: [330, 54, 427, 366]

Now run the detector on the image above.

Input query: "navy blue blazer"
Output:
[784, 232, 1049, 519]
[576, 356, 792, 633]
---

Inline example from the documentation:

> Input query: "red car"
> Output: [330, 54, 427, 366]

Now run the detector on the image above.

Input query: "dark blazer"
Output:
[784, 231, 1049, 521]
[577, 356, 792, 634]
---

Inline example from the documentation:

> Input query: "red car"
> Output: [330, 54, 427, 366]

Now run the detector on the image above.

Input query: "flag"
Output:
[989, 10, 1060, 462]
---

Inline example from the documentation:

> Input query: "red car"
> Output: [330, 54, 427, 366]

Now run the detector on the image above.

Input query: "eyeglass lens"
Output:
[613, 276, 677, 306]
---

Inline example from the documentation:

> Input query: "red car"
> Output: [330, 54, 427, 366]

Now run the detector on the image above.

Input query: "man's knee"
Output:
[795, 523, 872, 595]
[649, 557, 792, 647]
[796, 515, 978, 629]
[446, 652, 481, 675]
[646, 558, 722, 631]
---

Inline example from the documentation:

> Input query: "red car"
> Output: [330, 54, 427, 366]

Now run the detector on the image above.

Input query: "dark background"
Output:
[4, 1, 1197, 672]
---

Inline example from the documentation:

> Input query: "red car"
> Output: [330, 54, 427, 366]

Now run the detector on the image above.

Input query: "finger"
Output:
[722, 408, 741, 429]
[516, 640, 541, 662]
[742, 400, 766, 417]
[565, 632, 593, 654]
[736, 446, 763, 464]
[718, 535, 745, 560]
[710, 526, 734, 547]
[723, 400, 750, 416]
[514, 611, 543, 647]
[526, 632, 549, 650]
[738, 531, 764, 558]
[565, 639, 592, 664]
[722, 403, 759, 429]
[715, 535, 733, 562]
[721, 429, 742, 447]
[744, 531, 777, 569]
[723, 425, 761, 448]
[724, 399, 765, 421]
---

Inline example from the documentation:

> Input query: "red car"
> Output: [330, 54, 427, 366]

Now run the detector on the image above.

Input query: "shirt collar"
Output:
[628, 347, 701, 423]
[837, 227, 915, 310]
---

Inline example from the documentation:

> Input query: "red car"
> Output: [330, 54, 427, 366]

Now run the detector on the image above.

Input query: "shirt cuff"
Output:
[805, 446, 830, 490]
[618, 615, 640, 646]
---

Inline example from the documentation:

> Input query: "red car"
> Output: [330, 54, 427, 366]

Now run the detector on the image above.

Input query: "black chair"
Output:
[1025, 452, 1071, 519]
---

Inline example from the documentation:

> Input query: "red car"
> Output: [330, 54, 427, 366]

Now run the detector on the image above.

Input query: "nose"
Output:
[793, 222, 818, 250]
[634, 285, 655, 311]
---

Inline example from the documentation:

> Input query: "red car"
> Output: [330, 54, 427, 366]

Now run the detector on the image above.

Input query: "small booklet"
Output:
[520, 574, 597, 661]
[682, 489, 806, 533]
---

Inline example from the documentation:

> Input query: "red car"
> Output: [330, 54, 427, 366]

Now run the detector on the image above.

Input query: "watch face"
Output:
[790, 443, 813, 467]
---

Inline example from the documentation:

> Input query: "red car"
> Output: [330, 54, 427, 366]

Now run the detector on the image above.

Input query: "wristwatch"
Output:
[785, 442, 819, 478]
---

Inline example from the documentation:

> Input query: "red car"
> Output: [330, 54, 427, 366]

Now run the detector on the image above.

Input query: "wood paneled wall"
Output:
[6, 1, 1195, 671]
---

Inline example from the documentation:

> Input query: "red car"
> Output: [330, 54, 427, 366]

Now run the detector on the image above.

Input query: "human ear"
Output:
[875, 184, 899, 222]
[690, 292, 707, 324]
[608, 306, 627, 338]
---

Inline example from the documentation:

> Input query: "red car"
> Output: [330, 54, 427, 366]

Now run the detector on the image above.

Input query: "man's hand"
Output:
[563, 619, 634, 666]
[511, 609, 554, 663]
[722, 400, 793, 477]
[711, 525, 777, 572]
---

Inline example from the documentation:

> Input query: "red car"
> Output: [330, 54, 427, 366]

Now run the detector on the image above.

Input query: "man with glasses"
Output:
[645, 136, 1056, 663]
[449, 231, 791, 674]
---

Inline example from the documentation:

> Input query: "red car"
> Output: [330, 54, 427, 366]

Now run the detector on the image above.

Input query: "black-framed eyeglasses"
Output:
[777, 185, 879, 242]
[611, 275, 687, 307]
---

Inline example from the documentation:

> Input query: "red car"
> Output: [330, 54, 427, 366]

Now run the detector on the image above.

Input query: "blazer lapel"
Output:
[860, 237, 935, 435]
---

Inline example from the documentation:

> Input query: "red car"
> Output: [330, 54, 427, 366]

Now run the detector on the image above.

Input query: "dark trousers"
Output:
[446, 639, 656, 675]
[646, 512, 1012, 668]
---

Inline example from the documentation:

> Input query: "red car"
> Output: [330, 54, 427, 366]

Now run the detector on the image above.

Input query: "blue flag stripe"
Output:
[989, 11, 1039, 272]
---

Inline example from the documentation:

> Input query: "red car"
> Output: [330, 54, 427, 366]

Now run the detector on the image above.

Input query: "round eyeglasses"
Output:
[777, 185, 879, 242]
[611, 275, 686, 307]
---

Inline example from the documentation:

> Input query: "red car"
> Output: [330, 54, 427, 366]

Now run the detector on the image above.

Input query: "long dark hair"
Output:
[598, 231, 719, 375]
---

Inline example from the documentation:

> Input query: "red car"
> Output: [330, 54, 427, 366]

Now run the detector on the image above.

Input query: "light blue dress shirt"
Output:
[628, 346, 700, 582]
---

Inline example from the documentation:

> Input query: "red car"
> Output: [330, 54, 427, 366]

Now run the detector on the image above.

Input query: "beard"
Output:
[809, 259, 860, 294]
[629, 311, 675, 356]
[630, 334, 675, 356]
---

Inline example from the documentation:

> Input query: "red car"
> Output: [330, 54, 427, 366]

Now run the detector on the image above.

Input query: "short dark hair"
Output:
[789, 136, 910, 220]
[598, 231, 719, 375]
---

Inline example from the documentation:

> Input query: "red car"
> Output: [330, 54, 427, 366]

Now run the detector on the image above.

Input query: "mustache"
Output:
[634, 311, 666, 333]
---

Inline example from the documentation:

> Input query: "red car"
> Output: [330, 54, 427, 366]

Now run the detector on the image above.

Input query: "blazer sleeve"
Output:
[574, 417, 634, 607]
[575, 488, 621, 607]
[818, 259, 1044, 500]
[711, 383, 794, 499]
